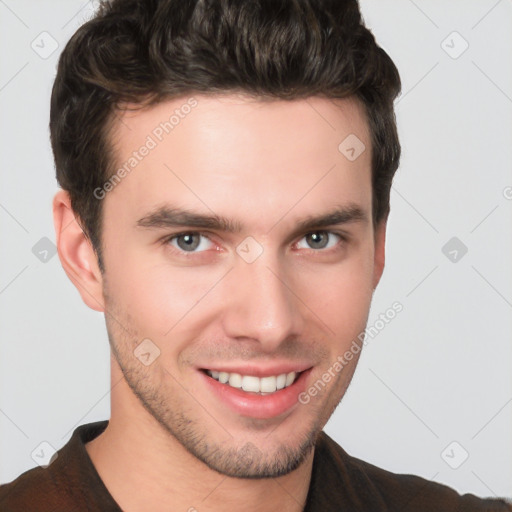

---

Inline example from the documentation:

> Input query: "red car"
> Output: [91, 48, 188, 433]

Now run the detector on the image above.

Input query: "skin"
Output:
[53, 93, 386, 512]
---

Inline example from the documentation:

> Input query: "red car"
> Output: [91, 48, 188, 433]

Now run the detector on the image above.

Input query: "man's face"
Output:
[97, 93, 384, 478]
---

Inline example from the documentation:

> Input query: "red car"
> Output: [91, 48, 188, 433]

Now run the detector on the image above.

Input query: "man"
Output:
[1, 0, 510, 510]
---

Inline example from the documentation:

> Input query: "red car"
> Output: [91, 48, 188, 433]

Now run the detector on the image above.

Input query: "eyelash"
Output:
[161, 230, 347, 257]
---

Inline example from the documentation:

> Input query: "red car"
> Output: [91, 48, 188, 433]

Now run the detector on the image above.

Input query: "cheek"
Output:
[105, 252, 218, 340]
[316, 284, 373, 347]
[301, 246, 375, 333]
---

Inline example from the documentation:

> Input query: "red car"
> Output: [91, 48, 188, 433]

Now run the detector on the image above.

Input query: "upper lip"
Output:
[199, 363, 313, 378]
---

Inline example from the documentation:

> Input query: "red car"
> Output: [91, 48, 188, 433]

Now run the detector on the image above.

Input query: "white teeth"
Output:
[285, 372, 295, 387]
[242, 375, 260, 392]
[260, 376, 277, 393]
[276, 374, 286, 390]
[228, 373, 242, 388]
[206, 370, 299, 394]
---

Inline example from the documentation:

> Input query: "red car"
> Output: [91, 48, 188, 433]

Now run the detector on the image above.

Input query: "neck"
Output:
[85, 366, 314, 512]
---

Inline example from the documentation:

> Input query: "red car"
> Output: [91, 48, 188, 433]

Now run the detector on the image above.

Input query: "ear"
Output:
[52, 189, 105, 312]
[372, 219, 387, 290]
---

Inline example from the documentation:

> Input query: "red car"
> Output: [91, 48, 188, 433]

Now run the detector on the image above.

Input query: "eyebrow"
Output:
[136, 203, 368, 235]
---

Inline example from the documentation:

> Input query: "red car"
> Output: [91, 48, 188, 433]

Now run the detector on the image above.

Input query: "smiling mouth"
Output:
[202, 369, 302, 395]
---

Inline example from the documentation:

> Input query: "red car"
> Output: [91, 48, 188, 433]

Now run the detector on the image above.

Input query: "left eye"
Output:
[296, 231, 342, 251]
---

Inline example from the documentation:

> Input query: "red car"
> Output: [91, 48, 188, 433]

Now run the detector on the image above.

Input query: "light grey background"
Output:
[1, 0, 511, 500]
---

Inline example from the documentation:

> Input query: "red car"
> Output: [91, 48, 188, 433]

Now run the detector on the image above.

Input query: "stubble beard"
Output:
[109, 333, 323, 478]
[101, 287, 355, 479]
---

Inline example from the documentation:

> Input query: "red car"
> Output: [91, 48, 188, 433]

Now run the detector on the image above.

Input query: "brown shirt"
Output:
[0, 420, 510, 511]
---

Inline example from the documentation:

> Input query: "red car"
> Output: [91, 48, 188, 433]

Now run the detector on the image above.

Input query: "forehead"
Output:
[103, 93, 372, 228]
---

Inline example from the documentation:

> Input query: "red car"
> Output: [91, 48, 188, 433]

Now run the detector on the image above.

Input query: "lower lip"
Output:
[200, 369, 312, 419]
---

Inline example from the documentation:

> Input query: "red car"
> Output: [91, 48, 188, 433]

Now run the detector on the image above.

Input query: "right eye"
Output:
[163, 232, 216, 254]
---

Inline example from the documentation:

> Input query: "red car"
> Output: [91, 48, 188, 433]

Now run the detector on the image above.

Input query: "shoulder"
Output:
[0, 421, 112, 512]
[311, 432, 512, 512]
[0, 456, 73, 511]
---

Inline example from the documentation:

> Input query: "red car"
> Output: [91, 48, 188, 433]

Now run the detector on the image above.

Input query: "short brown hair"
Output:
[50, 0, 401, 273]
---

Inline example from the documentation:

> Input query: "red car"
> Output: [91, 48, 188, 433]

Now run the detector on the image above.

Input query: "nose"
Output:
[221, 251, 304, 352]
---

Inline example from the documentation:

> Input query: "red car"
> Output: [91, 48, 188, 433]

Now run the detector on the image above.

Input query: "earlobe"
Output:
[52, 189, 105, 312]
[372, 220, 387, 290]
